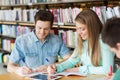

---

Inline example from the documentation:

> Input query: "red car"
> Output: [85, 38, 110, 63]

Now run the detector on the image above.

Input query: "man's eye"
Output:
[82, 29, 85, 31]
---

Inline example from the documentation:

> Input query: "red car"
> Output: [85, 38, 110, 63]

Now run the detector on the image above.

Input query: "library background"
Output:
[0, 0, 120, 74]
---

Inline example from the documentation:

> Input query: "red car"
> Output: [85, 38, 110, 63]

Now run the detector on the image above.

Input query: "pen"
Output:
[22, 58, 27, 66]
[109, 65, 113, 76]
[22, 58, 30, 69]
[46, 58, 50, 65]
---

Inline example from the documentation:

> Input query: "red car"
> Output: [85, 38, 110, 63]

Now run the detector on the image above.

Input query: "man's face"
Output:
[35, 20, 51, 42]
[110, 43, 120, 58]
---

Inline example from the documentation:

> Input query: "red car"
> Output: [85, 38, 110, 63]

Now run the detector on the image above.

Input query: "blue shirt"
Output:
[9, 31, 70, 69]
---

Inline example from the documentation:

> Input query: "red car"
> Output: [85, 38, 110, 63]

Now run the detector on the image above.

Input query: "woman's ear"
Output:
[116, 43, 120, 50]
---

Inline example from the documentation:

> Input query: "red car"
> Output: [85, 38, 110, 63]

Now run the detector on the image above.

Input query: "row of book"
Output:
[0, 25, 33, 37]
[2, 39, 15, 52]
[58, 30, 77, 48]
[1, 30, 77, 52]
[0, 9, 38, 22]
[0, 0, 80, 5]
[0, 6, 120, 24]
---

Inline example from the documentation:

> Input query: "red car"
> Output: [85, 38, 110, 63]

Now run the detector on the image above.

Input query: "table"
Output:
[0, 73, 105, 80]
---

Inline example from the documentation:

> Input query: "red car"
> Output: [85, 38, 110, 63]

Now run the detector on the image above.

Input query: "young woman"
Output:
[48, 9, 114, 75]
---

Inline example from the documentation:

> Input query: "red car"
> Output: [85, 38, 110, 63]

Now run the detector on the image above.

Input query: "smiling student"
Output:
[102, 17, 120, 80]
[48, 9, 114, 75]
[7, 10, 71, 76]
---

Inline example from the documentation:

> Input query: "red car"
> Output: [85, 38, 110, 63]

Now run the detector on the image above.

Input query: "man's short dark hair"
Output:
[34, 10, 54, 27]
[102, 17, 120, 48]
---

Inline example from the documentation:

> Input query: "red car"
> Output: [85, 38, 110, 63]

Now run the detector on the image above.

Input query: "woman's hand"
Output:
[47, 64, 56, 74]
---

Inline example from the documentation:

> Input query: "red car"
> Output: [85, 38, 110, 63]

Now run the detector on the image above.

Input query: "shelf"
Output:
[0, 0, 100, 7]
[0, 34, 16, 39]
[0, 21, 34, 27]
[0, 21, 76, 29]
[0, 48, 11, 53]
[33, 0, 100, 5]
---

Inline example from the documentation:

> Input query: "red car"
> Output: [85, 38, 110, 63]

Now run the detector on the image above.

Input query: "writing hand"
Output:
[104, 75, 112, 80]
[16, 66, 33, 76]
[47, 64, 56, 74]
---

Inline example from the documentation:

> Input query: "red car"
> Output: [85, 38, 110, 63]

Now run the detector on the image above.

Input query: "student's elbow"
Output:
[7, 62, 17, 73]
[7, 63, 12, 73]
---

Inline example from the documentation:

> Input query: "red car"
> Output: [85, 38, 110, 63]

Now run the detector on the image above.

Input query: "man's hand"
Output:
[16, 66, 33, 76]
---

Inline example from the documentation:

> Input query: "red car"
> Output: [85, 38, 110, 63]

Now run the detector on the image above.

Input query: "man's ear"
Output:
[116, 43, 120, 50]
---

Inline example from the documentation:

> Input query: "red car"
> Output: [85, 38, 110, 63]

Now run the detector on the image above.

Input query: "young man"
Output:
[102, 17, 120, 80]
[7, 10, 71, 76]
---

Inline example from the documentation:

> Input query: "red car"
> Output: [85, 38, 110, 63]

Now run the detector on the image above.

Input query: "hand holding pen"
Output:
[46, 58, 56, 74]
[20, 58, 33, 75]
[104, 65, 113, 80]
[47, 64, 56, 74]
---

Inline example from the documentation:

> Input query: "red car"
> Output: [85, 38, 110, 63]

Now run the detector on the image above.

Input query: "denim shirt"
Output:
[9, 31, 70, 69]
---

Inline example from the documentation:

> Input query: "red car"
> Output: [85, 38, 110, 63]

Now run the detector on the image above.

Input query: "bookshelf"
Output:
[0, 0, 120, 65]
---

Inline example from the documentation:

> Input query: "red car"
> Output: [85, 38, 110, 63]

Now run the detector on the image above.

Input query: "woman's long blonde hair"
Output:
[75, 9, 103, 66]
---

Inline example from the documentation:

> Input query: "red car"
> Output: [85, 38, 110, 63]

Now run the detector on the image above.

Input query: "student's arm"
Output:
[113, 69, 120, 80]
[58, 39, 72, 62]
[56, 49, 80, 73]
[7, 61, 33, 75]
[7, 61, 20, 73]
[7, 37, 33, 75]
[62, 53, 71, 60]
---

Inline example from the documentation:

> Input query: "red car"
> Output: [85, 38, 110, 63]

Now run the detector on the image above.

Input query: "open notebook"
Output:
[22, 72, 49, 77]
[53, 72, 87, 76]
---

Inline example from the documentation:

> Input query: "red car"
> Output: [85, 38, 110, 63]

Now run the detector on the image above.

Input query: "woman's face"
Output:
[76, 21, 88, 40]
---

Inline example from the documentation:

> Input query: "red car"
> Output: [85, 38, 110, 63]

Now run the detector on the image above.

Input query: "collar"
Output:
[31, 30, 50, 43]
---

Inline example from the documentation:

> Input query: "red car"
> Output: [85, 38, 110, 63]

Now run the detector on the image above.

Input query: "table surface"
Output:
[0, 73, 105, 80]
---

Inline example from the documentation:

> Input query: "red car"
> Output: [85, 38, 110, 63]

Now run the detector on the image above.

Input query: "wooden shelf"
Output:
[0, 21, 76, 29]
[0, 0, 100, 7]
[0, 21, 34, 27]
[0, 48, 11, 53]
[53, 25, 76, 29]
[0, 34, 16, 39]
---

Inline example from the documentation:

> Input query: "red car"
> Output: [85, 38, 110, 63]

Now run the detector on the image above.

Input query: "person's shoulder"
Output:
[16, 32, 32, 41]
[99, 35, 110, 49]
[49, 33, 61, 40]
[113, 69, 120, 80]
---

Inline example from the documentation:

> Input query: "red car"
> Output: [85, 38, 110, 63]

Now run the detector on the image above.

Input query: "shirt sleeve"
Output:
[113, 69, 120, 80]
[78, 39, 115, 74]
[56, 49, 80, 73]
[58, 39, 70, 58]
[9, 37, 24, 64]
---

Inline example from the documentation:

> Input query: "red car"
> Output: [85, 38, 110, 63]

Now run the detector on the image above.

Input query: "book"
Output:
[54, 72, 87, 77]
